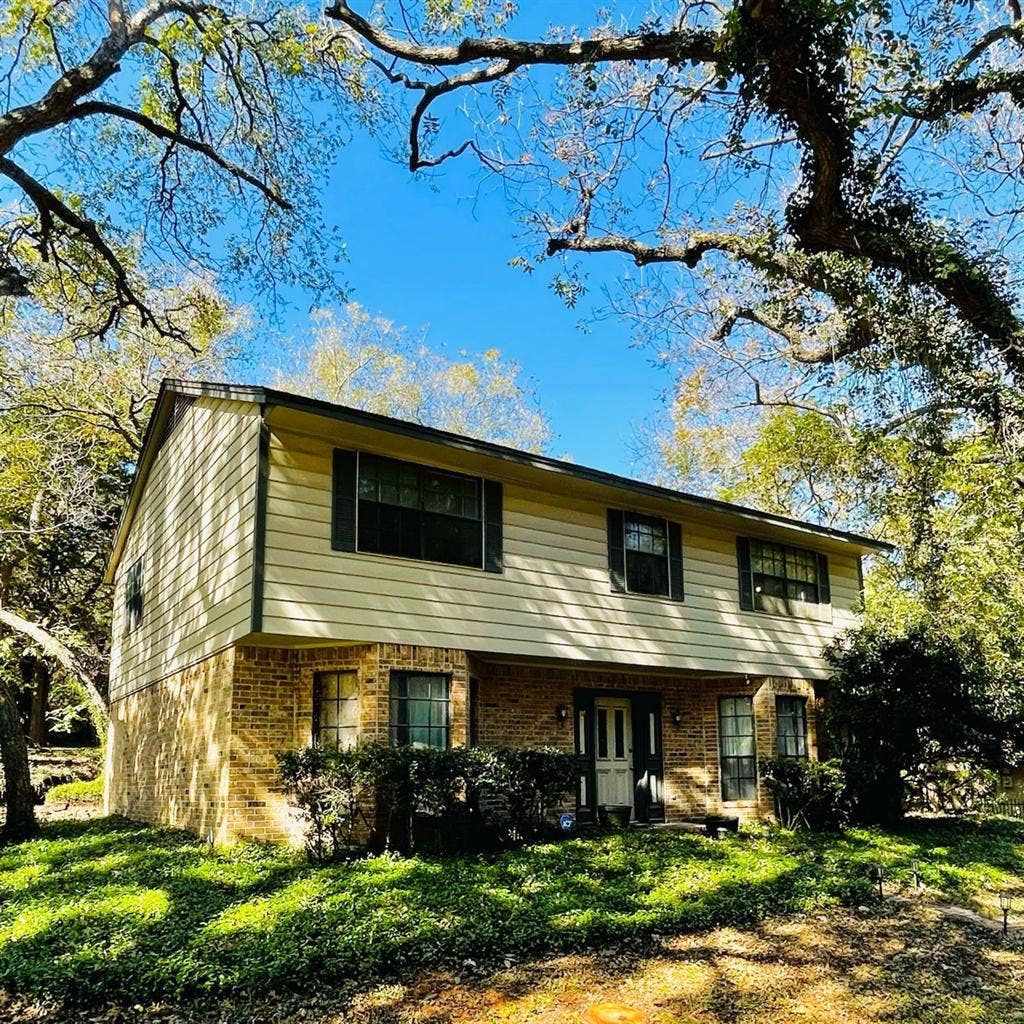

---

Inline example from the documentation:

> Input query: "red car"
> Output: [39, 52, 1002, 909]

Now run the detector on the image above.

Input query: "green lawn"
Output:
[1, 815, 1023, 1006]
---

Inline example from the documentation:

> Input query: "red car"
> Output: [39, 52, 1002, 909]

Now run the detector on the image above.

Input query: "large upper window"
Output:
[125, 558, 144, 634]
[390, 672, 451, 748]
[332, 450, 503, 572]
[607, 509, 684, 600]
[737, 538, 830, 617]
[718, 696, 757, 802]
[313, 671, 359, 749]
[776, 696, 809, 759]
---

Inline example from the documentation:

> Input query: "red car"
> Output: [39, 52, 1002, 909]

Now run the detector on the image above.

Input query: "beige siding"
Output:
[261, 427, 863, 678]
[108, 398, 260, 700]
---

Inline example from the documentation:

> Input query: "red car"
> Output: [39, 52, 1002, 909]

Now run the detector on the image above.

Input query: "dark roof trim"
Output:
[105, 378, 893, 580]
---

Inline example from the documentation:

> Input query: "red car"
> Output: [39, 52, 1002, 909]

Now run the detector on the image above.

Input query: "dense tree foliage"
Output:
[824, 623, 1024, 824]
[275, 304, 552, 451]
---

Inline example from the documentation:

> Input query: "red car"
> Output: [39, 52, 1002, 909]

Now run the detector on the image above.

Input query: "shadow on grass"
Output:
[2, 815, 1023, 1007]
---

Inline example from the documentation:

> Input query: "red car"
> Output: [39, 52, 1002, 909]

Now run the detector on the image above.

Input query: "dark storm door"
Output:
[631, 693, 665, 823]
[574, 690, 597, 822]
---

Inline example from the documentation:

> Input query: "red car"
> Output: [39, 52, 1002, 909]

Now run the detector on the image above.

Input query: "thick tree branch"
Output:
[0, 605, 108, 725]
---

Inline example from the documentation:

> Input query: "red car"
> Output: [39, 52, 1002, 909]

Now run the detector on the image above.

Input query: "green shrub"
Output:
[760, 757, 849, 830]
[278, 743, 577, 859]
[276, 746, 373, 862]
[45, 776, 103, 805]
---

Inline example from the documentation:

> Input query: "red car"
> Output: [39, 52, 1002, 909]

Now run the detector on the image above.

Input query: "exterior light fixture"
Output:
[999, 892, 1013, 935]
[911, 861, 922, 890]
[556, 704, 569, 725]
[671, 710, 683, 727]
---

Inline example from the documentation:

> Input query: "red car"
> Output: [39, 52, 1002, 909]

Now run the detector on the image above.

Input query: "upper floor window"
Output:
[332, 450, 502, 572]
[607, 509, 684, 600]
[776, 695, 808, 759]
[390, 672, 450, 748]
[737, 537, 830, 616]
[313, 670, 359, 749]
[125, 558, 144, 633]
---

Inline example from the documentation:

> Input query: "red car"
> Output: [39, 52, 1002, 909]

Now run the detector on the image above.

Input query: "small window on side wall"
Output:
[607, 509, 684, 600]
[776, 696, 808, 759]
[313, 671, 359, 749]
[125, 558, 144, 634]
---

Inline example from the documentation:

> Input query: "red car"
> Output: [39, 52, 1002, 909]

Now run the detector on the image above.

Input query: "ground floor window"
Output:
[776, 695, 808, 759]
[390, 672, 451, 748]
[313, 670, 359, 749]
[719, 696, 757, 801]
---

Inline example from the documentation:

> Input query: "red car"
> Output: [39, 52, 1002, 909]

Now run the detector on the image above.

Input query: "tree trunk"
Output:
[0, 676, 36, 842]
[29, 659, 49, 746]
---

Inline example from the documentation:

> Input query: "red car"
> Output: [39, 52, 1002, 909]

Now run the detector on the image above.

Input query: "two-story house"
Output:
[103, 380, 890, 843]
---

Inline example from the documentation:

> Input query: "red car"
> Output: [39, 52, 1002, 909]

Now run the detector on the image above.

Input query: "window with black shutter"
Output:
[332, 450, 502, 572]
[608, 510, 684, 600]
[125, 558, 144, 634]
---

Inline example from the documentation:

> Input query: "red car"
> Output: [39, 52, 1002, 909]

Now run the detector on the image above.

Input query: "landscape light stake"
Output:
[999, 892, 1013, 936]
[869, 864, 886, 899]
[911, 861, 922, 889]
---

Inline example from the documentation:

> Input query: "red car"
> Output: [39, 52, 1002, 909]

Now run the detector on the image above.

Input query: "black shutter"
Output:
[331, 448, 357, 551]
[737, 536, 754, 610]
[817, 552, 831, 604]
[668, 521, 684, 601]
[573, 691, 597, 823]
[483, 479, 503, 573]
[607, 509, 626, 592]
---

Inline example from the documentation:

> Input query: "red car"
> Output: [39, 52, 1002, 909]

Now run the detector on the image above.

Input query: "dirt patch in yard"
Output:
[4, 903, 1023, 1024]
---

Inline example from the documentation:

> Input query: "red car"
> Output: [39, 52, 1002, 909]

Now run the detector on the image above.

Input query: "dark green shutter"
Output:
[607, 509, 625, 592]
[737, 536, 754, 610]
[331, 448, 357, 551]
[483, 479, 503, 573]
[668, 521, 684, 601]
[817, 552, 831, 604]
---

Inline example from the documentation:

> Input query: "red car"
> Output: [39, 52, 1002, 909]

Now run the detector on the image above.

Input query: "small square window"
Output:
[390, 672, 451, 748]
[776, 696, 808, 759]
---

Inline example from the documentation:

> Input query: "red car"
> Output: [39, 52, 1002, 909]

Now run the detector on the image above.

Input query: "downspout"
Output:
[250, 406, 270, 634]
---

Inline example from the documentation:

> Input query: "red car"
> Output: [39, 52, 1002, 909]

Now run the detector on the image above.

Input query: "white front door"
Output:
[594, 698, 633, 811]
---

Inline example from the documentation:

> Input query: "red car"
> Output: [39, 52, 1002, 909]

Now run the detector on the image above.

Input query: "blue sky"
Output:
[260, 2, 679, 476]
[303, 131, 673, 474]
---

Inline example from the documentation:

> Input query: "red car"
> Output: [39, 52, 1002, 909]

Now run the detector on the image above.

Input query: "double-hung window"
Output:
[332, 450, 503, 572]
[313, 671, 359, 749]
[718, 696, 757, 801]
[607, 509, 684, 600]
[390, 672, 451, 748]
[776, 696, 808, 759]
[737, 538, 830, 617]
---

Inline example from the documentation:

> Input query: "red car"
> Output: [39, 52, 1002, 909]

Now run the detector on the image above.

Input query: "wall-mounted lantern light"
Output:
[671, 710, 683, 728]
[556, 704, 569, 725]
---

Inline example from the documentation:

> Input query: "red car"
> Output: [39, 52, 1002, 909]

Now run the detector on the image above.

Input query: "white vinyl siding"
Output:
[260, 427, 863, 678]
[108, 398, 260, 699]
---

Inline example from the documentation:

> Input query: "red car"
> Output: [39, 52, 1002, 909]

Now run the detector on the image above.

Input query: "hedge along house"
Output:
[103, 380, 891, 844]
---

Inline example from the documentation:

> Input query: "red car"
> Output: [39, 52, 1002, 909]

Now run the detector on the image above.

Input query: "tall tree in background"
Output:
[275, 304, 552, 451]
[0, 274, 235, 839]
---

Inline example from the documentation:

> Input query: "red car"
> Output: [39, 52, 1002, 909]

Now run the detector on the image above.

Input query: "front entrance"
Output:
[574, 689, 665, 824]
[594, 698, 633, 808]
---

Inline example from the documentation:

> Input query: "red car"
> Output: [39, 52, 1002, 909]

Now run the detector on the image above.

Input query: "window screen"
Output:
[719, 696, 757, 801]
[390, 672, 451, 748]
[313, 671, 359, 749]
[776, 695, 808, 759]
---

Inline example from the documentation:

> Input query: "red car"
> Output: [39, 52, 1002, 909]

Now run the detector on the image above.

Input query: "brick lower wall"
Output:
[104, 647, 234, 843]
[107, 640, 817, 843]
[472, 661, 818, 820]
